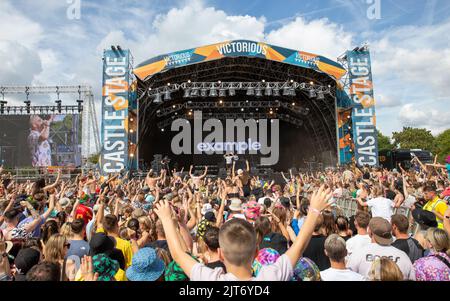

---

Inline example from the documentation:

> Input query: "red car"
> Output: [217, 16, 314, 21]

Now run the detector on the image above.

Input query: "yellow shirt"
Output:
[96, 228, 133, 268]
[423, 196, 448, 229]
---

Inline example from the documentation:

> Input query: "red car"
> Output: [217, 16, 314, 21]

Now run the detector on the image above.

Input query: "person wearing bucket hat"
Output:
[412, 207, 438, 229]
[346, 217, 415, 280]
[252, 248, 280, 277]
[126, 247, 165, 281]
[243, 200, 261, 223]
[291, 257, 321, 281]
[77, 253, 126, 281]
[227, 199, 246, 221]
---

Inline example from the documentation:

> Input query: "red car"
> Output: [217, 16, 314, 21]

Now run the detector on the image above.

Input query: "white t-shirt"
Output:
[366, 197, 394, 222]
[346, 234, 371, 257]
[28, 130, 51, 167]
[190, 253, 293, 281]
[346, 242, 415, 280]
[320, 268, 365, 281]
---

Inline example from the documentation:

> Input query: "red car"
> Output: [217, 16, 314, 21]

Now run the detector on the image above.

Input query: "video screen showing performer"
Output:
[28, 115, 54, 167]
[0, 114, 82, 168]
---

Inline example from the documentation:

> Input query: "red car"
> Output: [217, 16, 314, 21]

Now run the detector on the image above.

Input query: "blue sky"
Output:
[0, 0, 449, 139]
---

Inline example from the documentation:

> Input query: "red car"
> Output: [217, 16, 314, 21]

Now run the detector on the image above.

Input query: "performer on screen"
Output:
[28, 115, 54, 167]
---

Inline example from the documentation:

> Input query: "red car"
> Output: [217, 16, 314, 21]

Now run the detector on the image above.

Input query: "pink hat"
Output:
[244, 201, 261, 221]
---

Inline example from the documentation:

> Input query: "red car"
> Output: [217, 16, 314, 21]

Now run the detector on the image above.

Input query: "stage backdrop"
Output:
[0, 114, 81, 168]
[134, 40, 347, 81]
[100, 49, 131, 174]
[346, 49, 379, 167]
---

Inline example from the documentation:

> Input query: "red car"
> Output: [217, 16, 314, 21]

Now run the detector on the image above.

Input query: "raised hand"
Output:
[80, 256, 99, 281]
[309, 185, 333, 212]
[153, 199, 173, 221]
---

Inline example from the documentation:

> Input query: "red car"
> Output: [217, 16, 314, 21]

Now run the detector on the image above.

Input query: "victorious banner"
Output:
[100, 49, 131, 174]
[346, 48, 378, 167]
[134, 40, 346, 81]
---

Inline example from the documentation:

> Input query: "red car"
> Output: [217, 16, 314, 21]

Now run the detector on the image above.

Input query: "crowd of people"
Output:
[0, 155, 449, 282]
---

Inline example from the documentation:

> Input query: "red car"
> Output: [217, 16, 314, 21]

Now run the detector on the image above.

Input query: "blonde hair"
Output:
[60, 223, 73, 239]
[368, 258, 403, 281]
[43, 234, 67, 263]
[425, 228, 450, 256]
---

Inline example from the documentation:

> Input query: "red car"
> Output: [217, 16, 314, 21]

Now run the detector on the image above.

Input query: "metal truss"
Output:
[0, 105, 81, 115]
[147, 81, 331, 98]
[157, 111, 304, 129]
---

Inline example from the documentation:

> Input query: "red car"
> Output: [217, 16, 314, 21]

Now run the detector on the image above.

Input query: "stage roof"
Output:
[134, 40, 347, 82]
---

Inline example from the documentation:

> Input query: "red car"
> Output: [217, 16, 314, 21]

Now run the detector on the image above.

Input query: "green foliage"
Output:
[392, 127, 437, 151]
[377, 129, 394, 151]
[435, 129, 450, 163]
[88, 153, 100, 164]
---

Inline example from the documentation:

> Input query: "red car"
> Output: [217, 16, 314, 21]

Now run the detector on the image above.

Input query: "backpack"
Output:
[406, 237, 423, 263]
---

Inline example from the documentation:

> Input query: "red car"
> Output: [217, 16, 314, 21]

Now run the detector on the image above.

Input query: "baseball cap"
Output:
[14, 248, 41, 280]
[412, 208, 438, 228]
[369, 217, 393, 246]
[89, 232, 116, 255]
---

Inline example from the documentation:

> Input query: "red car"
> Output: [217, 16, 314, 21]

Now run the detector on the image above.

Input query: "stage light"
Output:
[201, 89, 208, 97]
[130, 118, 134, 122]
[328, 85, 331, 88]
[283, 86, 290, 96]
[292, 102, 295, 106]
[164, 90, 171, 100]
[154, 93, 162, 103]
[55, 100, 62, 113]
[310, 81, 314, 85]
[290, 79, 294, 83]
[130, 153, 134, 157]
[349, 137, 352, 140]
[183, 89, 191, 98]
[188, 111, 192, 116]
[289, 88, 296, 96]
[218, 81, 221, 84]
[308, 89, 316, 98]
[273, 88, 280, 96]
[161, 128, 165, 132]
[219, 89, 226, 97]
[209, 88, 218, 97]
[190, 88, 199, 97]
[76, 100, 83, 113]
[229, 88, 236, 96]
[172, 105, 176, 108]
[265, 87, 272, 96]
[255, 88, 262, 97]
[219, 100, 223, 104]
[167, 83, 171, 86]
[188, 80, 191, 83]
[262, 79, 265, 83]
[241, 108, 244, 111]
[247, 88, 255, 96]
[130, 129, 134, 133]
[317, 90, 324, 100]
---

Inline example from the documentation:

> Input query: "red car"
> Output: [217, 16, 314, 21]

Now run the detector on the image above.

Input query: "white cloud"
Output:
[266, 17, 353, 59]
[398, 103, 450, 135]
[0, 1, 43, 48]
[0, 41, 42, 85]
